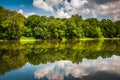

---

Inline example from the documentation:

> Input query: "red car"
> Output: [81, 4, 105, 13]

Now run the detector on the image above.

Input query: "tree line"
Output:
[0, 6, 120, 40]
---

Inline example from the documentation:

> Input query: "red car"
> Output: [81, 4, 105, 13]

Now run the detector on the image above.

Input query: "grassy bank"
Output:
[20, 36, 36, 44]
[20, 36, 36, 41]
[78, 38, 120, 40]
[0, 37, 120, 42]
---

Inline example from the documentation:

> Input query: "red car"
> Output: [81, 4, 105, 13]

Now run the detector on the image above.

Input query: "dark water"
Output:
[0, 40, 120, 80]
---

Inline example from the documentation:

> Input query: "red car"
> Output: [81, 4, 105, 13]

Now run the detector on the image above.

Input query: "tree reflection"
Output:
[0, 40, 120, 74]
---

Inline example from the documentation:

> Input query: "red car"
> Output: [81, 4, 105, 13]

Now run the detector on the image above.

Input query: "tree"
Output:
[71, 14, 84, 38]
[0, 6, 16, 24]
[0, 6, 16, 39]
[25, 15, 41, 37]
[84, 18, 103, 38]
[2, 13, 26, 40]
[114, 21, 120, 38]
[40, 17, 66, 40]
[65, 18, 77, 38]
[0, 6, 119, 40]
[100, 19, 116, 38]
[82, 21, 96, 38]
[95, 27, 103, 38]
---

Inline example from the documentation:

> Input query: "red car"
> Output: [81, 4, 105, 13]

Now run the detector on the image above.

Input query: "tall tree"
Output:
[25, 15, 42, 37]
[100, 19, 116, 38]
[84, 18, 103, 38]
[0, 6, 16, 39]
[114, 21, 120, 37]
[2, 13, 26, 40]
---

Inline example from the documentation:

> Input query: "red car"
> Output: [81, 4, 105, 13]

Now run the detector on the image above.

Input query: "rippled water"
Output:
[0, 40, 120, 80]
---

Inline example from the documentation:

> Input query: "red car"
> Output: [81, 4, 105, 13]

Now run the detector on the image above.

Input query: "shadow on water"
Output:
[0, 40, 120, 80]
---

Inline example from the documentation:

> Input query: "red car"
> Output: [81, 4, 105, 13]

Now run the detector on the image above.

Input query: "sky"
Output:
[0, 0, 120, 21]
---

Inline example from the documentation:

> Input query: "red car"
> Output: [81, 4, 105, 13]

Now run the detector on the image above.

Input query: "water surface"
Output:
[0, 40, 120, 80]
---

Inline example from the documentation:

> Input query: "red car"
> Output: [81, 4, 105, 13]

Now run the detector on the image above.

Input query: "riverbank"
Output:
[79, 38, 120, 40]
[0, 38, 120, 42]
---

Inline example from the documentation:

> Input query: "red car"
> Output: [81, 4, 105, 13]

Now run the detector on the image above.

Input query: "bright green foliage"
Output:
[46, 19, 66, 39]
[0, 6, 16, 39]
[65, 15, 84, 39]
[0, 6, 119, 40]
[0, 6, 16, 24]
[2, 13, 26, 40]
[25, 15, 50, 39]
[95, 27, 104, 38]
[84, 18, 103, 38]
[23, 26, 33, 37]
[65, 18, 77, 38]
[71, 14, 84, 38]
[25, 15, 42, 37]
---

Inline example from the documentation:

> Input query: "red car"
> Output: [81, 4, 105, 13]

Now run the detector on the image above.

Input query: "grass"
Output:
[0, 37, 120, 42]
[79, 38, 94, 40]
[78, 38, 120, 40]
[20, 36, 36, 44]
[97, 38, 120, 40]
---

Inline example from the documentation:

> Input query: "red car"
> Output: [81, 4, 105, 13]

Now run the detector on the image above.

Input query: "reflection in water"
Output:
[35, 55, 120, 80]
[0, 40, 120, 80]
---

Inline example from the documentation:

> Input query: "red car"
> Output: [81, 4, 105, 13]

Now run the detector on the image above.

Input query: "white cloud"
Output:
[45, 0, 63, 6]
[100, 5, 109, 10]
[17, 9, 23, 14]
[55, 8, 71, 18]
[92, 1, 120, 20]
[33, 0, 120, 21]
[35, 55, 120, 79]
[70, 0, 88, 9]
[33, 0, 54, 12]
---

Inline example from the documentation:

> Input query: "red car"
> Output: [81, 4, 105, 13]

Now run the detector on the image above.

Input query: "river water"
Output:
[0, 40, 120, 80]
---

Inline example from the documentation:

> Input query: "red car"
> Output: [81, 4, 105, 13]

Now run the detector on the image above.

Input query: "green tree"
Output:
[114, 21, 120, 37]
[46, 19, 66, 39]
[2, 13, 26, 40]
[0, 6, 16, 24]
[100, 19, 116, 38]
[71, 14, 84, 38]
[0, 6, 16, 39]
[83, 18, 103, 38]
[95, 27, 103, 38]
[25, 15, 41, 37]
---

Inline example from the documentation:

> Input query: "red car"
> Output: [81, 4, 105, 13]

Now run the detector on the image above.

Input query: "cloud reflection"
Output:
[34, 55, 120, 80]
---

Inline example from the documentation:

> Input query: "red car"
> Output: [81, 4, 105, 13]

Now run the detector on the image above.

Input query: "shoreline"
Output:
[0, 38, 120, 42]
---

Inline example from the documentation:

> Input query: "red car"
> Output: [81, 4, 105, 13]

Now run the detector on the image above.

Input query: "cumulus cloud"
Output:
[17, 9, 23, 14]
[33, 0, 120, 21]
[55, 8, 71, 18]
[34, 55, 120, 80]
[89, 0, 120, 20]
[70, 0, 88, 9]
[33, 0, 54, 12]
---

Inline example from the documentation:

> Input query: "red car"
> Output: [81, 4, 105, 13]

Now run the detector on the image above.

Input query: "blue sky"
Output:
[0, 0, 33, 11]
[0, 0, 53, 17]
[0, 0, 120, 21]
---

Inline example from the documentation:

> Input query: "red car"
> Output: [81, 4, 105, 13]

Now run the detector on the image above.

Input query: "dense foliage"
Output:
[0, 6, 120, 40]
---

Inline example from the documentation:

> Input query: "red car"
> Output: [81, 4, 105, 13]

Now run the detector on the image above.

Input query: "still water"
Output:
[0, 40, 120, 80]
